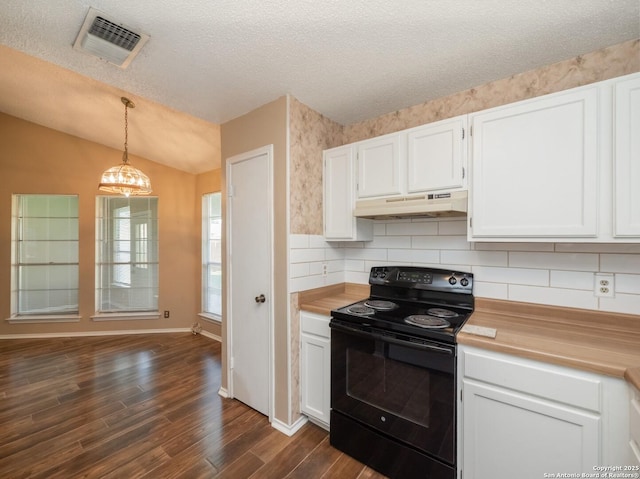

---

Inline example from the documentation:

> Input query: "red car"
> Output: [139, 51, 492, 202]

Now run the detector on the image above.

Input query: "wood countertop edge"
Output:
[625, 367, 640, 391]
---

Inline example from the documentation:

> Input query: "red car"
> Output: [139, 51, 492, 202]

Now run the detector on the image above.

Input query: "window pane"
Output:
[12, 195, 79, 316]
[19, 240, 78, 264]
[19, 265, 78, 290]
[96, 197, 159, 314]
[202, 192, 222, 316]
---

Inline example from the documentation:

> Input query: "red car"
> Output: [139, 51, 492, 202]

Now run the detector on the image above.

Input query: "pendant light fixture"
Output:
[98, 97, 152, 197]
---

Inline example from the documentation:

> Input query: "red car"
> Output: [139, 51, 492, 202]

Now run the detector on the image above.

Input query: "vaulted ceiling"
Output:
[0, 1, 638, 173]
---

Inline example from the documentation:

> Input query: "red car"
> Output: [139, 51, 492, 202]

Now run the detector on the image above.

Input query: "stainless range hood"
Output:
[353, 190, 468, 219]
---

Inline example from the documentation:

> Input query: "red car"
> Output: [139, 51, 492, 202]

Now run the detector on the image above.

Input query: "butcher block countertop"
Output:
[298, 285, 640, 389]
[459, 298, 640, 389]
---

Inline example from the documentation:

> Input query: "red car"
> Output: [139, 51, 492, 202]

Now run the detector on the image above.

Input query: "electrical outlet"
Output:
[594, 273, 614, 298]
[164, 310, 170, 318]
[322, 262, 328, 277]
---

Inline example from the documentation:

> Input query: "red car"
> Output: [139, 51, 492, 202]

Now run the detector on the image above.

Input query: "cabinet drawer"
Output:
[463, 348, 601, 412]
[301, 311, 330, 338]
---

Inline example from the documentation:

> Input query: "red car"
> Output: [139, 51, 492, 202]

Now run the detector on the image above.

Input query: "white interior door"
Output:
[227, 146, 273, 417]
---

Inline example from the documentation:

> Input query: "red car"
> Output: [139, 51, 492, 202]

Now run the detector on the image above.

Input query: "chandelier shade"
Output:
[98, 97, 152, 197]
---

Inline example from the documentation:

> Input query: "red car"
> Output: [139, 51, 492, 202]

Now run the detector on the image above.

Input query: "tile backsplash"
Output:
[290, 218, 640, 315]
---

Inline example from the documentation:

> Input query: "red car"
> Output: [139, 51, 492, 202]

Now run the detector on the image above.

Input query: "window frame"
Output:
[200, 192, 222, 322]
[94, 196, 160, 321]
[9, 194, 80, 323]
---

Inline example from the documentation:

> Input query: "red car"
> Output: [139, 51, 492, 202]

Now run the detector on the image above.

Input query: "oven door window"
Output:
[347, 347, 431, 427]
[332, 327, 455, 463]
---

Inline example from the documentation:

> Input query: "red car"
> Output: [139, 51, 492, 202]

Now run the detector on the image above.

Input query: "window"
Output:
[202, 193, 222, 318]
[96, 196, 158, 316]
[11, 195, 79, 319]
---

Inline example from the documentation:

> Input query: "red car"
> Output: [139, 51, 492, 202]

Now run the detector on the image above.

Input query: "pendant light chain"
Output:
[123, 98, 131, 164]
[98, 96, 152, 196]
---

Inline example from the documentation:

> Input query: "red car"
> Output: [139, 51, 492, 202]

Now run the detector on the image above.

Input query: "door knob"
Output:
[255, 294, 266, 303]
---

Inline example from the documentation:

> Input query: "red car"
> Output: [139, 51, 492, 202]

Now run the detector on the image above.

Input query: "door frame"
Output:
[225, 144, 275, 421]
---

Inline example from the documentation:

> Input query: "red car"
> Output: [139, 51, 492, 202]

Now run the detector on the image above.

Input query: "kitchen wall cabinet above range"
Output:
[323, 115, 468, 240]
[468, 72, 640, 243]
[356, 115, 468, 200]
[356, 132, 403, 198]
[323, 145, 373, 241]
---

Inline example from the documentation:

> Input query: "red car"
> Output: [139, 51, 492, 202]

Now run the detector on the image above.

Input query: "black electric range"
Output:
[329, 265, 474, 479]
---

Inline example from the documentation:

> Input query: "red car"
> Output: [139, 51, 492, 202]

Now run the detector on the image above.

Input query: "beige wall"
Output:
[219, 97, 290, 423]
[195, 168, 222, 338]
[0, 113, 203, 336]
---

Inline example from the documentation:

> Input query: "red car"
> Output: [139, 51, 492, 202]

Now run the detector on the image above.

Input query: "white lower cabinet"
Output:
[300, 311, 331, 429]
[459, 346, 629, 479]
[630, 384, 640, 465]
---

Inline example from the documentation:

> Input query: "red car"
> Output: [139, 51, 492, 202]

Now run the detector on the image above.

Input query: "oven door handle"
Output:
[330, 321, 453, 355]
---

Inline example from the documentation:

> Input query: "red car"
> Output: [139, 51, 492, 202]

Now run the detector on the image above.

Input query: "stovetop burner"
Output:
[405, 315, 451, 329]
[346, 305, 375, 315]
[363, 300, 398, 311]
[426, 308, 459, 319]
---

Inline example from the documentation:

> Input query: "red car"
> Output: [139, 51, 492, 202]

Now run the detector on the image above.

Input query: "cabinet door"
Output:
[300, 333, 330, 427]
[462, 379, 600, 479]
[324, 146, 372, 241]
[614, 74, 640, 237]
[357, 133, 403, 198]
[469, 85, 599, 239]
[407, 116, 467, 193]
[631, 386, 640, 465]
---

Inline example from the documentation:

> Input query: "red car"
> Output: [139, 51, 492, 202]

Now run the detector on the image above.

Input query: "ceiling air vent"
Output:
[73, 7, 150, 69]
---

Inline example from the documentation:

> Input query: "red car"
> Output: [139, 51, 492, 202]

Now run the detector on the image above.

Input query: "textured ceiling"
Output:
[0, 0, 638, 173]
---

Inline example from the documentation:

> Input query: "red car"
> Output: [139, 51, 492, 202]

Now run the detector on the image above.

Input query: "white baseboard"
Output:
[271, 415, 308, 437]
[198, 329, 222, 342]
[218, 387, 229, 398]
[0, 328, 192, 340]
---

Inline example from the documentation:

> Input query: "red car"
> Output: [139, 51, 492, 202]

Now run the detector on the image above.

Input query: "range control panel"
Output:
[369, 266, 473, 294]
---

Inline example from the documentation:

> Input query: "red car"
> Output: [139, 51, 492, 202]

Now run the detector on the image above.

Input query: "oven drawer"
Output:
[462, 348, 601, 412]
[301, 311, 330, 338]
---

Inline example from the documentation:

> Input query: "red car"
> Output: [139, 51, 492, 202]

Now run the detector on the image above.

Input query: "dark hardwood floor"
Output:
[0, 333, 387, 478]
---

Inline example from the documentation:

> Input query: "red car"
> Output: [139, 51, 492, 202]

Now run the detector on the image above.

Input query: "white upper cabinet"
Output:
[614, 73, 640, 237]
[406, 116, 467, 193]
[323, 145, 373, 241]
[356, 115, 468, 200]
[468, 72, 640, 243]
[469, 84, 600, 240]
[356, 133, 403, 199]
